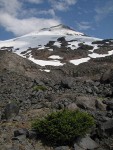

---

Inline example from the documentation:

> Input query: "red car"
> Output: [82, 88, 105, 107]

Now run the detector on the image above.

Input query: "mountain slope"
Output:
[1, 25, 113, 150]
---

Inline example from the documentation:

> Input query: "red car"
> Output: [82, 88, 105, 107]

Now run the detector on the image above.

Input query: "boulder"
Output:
[106, 110, 113, 118]
[1, 103, 19, 120]
[60, 77, 75, 89]
[103, 87, 112, 97]
[67, 103, 78, 111]
[103, 100, 113, 111]
[100, 119, 113, 136]
[76, 96, 96, 110]
[95, 148, 106, 150]
[28, 130, 37, 139]
[12, 135, 26, 142]
[93, 86, 100, 94]
[75, 135, 99, 150]
[95, 99, 106, 111]
[52, 98, 71, 110]
[54, 146, 70, 150]
[100, 69, 113, 83]
[14, 128, 29, 137]
[85, 87, 93, 94]
[74, 144, 84, 150]
[12, 135, 35, 150]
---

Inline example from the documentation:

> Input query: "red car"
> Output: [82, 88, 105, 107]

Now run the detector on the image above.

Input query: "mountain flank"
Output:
[0, 25, 113, 150]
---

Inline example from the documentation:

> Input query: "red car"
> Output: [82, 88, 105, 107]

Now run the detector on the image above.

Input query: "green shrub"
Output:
[32, 110, 95, 145]
[33, 85, 47, 91]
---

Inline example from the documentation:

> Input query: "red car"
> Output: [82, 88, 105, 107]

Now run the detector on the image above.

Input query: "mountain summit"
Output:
[30, 24, 84, 36]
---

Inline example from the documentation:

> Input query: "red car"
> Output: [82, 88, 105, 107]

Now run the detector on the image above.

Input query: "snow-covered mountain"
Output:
[1, 25, 113, 150]
[0, 24, 113, 71]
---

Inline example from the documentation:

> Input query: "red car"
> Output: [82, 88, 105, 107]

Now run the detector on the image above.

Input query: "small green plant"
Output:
[32, 110, 95, 145]
[33, 85, 47, 91]
[97, 97, 104, 101]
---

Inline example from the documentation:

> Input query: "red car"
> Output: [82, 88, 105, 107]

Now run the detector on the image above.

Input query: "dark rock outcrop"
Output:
[1, 103, 19, 120]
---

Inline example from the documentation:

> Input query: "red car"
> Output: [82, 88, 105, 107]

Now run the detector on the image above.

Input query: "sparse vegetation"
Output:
[32, 110, 95, 145]
[33, 85, 47, 91]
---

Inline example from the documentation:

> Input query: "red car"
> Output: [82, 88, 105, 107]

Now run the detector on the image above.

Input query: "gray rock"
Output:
[95, 82, 100, 87]
[74, 144, 84, 150]
[25, 142, 35, 150]
[86, 87, 93, 94]
[90, 110, 106, 121]
[0, 111, 2, 121]
[93, 86, 100, 94]
[76, 96, 96, 110]
[12, 135, 26, 142]
[75, 135, 99, 150]
[12, 135, 35, 150]
[11, 139, 20, 150]
[106, 110, 113, 118]
[105, 101, 113, 111]
[60, 77, 76, 89]
[36, 91, 45, 100]
[52, 98, 71, 110]
[95, 99, 106, 110]
[103, 88, 112, 97]
[67, 103, 78, 111]
[96, 148, 106, 150]
[54, 146, 70, 150]
[100, 69, 113, 83]
[14, 128, 29, 137]
[1, 103, 19, 120]
[28, 130, 37, 139]
[100, 119, 113, 135]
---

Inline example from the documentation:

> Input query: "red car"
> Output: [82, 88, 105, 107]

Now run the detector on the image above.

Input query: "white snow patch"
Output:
[88, 50, 113, 58]
[49, 55, 63, 59]
[65, 35, 101, 43]
[40, 69, 50, 72]
[29, 55, 64, 66]
[48, 48, 53, 51]
[38, 46, 45, 50]
[70, 57, 90, 65]
[88, 44, 99, 52]
[0, 40, 28, 50]
[54, 41, 61, 48]
[44, 69, 51, 72]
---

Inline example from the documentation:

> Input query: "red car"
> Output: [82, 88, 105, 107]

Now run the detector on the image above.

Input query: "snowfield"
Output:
[29, 55, 64, 66]
[70, 57, 90, 65]
[48, 55, 63, 59]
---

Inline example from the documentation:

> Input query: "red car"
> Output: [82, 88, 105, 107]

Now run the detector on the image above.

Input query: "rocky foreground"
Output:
[0, 50, 113, 150]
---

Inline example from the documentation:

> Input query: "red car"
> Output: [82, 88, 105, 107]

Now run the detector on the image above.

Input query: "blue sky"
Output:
[0, 0, 113, 40]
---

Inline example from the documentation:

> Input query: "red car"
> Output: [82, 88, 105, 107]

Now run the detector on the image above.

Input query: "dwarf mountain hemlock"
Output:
[32, 110, 95, 145]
